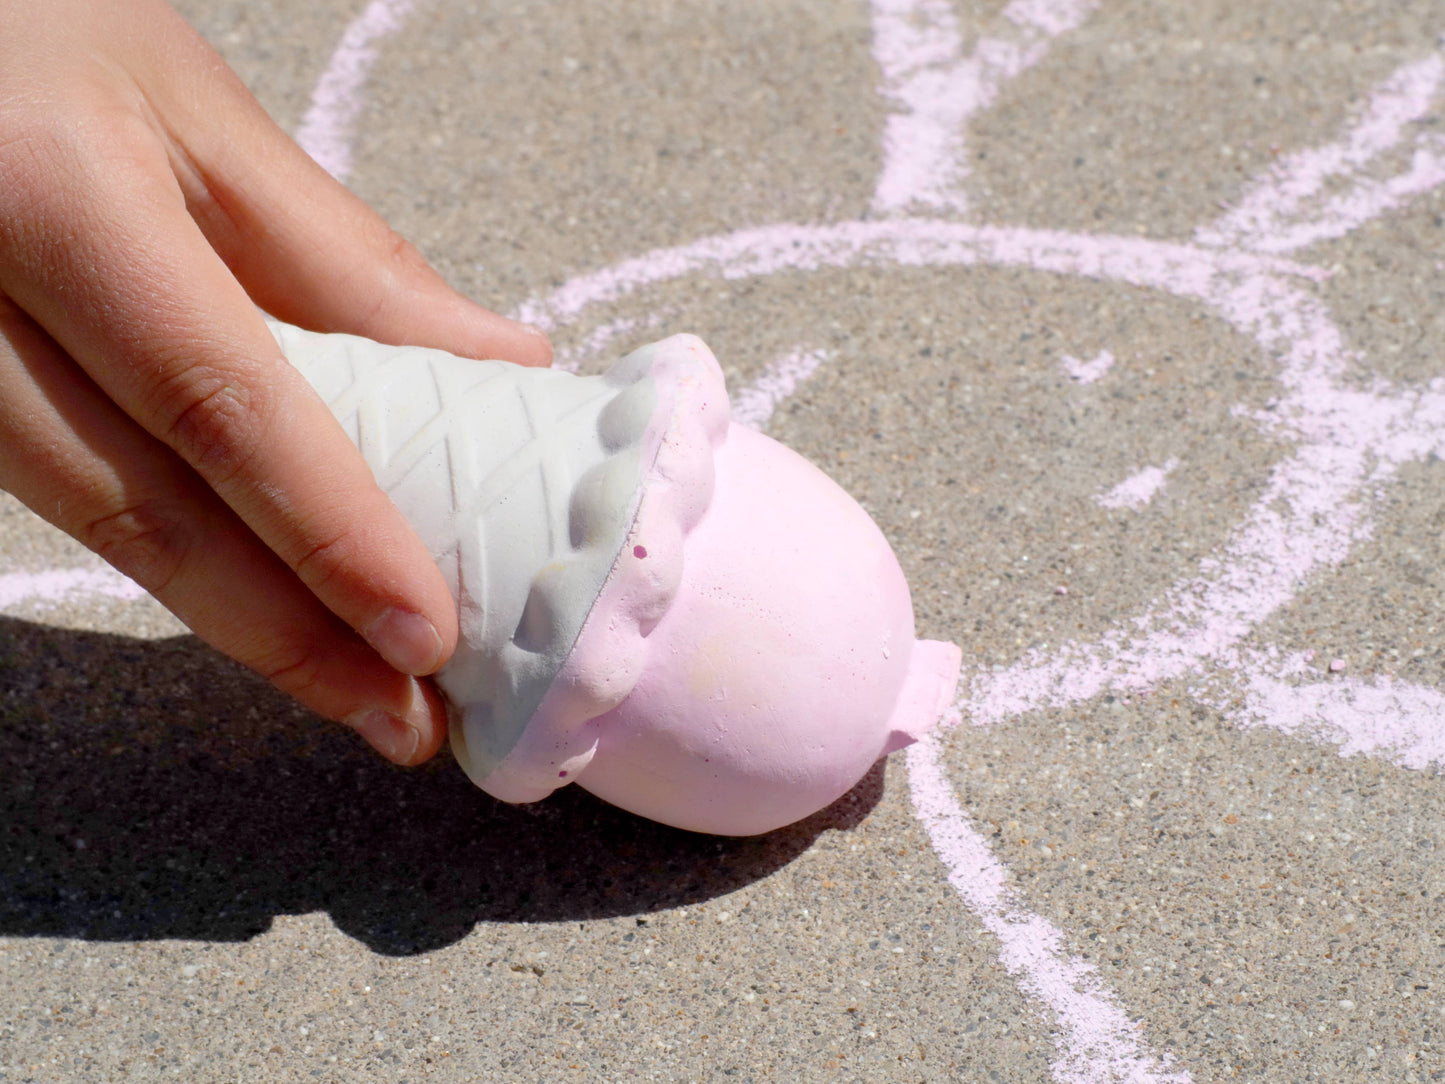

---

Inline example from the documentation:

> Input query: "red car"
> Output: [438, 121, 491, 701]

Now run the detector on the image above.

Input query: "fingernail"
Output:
[346, 709, 421, 764]
[364, 607, 444, 675]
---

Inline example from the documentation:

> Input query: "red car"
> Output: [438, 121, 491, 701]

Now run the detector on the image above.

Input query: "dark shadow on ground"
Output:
[0, 617, 882, 956]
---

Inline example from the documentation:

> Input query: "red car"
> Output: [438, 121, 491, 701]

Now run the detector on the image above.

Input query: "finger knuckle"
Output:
[288, 528, 355, 598]
[381, 229, 432, 279]
[256, 641, 328, 701]
[156, 366, 270, 485]
[81, 498, 191, 596]
[353, 229, 437, 329]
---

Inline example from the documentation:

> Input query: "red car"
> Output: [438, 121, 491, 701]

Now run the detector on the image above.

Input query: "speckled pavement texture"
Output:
[3, 1, 1445, 1081]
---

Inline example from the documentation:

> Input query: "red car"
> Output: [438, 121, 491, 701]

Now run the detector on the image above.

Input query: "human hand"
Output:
[0, 0, 551, 764]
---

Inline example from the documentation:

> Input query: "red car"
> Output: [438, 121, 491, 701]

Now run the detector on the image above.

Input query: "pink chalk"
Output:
[869, 0, 1100, 214]
[270, 324, 960, 836]
[1198, 51, 1445, 253]
[469, 336, 960, 834]
[571, 421, 961, 834]
[243, 11, 1445, 1074]
[1061, 350, 1115, 384]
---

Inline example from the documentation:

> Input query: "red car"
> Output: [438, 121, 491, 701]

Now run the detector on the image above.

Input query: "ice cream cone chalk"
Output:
[270, 321, 962, 836]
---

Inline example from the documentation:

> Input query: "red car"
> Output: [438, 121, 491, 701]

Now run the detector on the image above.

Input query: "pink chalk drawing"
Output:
[1195, 52, 1445, 254]
[908, 733, 1190, 1084]
[293, 0, 418, 183]
[1095, 458, 1177, 510]
[870, 0, 1101, 214]
[1061, 349, 1115, 384]
[730, 347, 831, 430]
[1246, 672, 1445, 769]
[5, 2, 1445, 1080]
[550, 316, 649, 373]
[1217, 651, 1445, 772]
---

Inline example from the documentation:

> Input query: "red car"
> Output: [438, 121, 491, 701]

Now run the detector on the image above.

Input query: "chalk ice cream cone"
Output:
[271, 321, 960, 836]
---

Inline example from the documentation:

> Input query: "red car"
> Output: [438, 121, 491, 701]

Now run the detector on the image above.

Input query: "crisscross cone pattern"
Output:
[269, 320, 662, 778]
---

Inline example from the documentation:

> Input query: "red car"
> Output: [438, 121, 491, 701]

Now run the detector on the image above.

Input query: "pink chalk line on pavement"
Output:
[731, 348, 830, 430]
[1221, 652, 1445, 771]
[870, 0, 1100, 214]
[944, 51, 1445, 730]
[294, 0, 417, 183]
[1096, 459, 1178, 511]
[0, 567, 145, 612]
[1197, 49, 1445, 254]
[961, 373, 1445, 729]
[908, 733, 1191, 1084]
[511, 219, 1322, 331]
[1062, 350, 1115, 384]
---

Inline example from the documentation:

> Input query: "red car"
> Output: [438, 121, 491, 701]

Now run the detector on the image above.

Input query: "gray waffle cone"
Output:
[268, 320, 660, 778]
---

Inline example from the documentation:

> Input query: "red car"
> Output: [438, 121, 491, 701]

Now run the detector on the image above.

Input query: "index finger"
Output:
[0, 109, 458, 677]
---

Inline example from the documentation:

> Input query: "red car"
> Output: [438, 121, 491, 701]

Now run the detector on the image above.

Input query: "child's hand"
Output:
[0, 0, 551, 764]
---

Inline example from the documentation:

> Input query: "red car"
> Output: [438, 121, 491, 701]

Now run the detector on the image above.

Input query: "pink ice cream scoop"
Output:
[271, 323, 960, 836]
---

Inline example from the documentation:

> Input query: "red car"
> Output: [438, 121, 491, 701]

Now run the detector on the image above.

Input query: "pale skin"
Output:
[0, 0, 552, 764]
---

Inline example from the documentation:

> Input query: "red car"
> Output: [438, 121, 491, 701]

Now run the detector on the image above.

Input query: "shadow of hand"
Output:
[0, 617, 881, 955]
